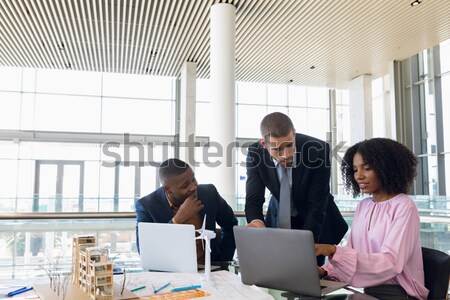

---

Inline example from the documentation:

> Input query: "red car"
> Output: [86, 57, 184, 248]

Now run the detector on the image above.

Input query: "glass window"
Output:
[288, 107, 308, 134]
[237, 82, 266, 105]
[0, 160, 18, 200]
[104, 143, 176, 167]
[101, 98, 174, 135]
[102, 73, 174, 99]
[16, 160, 34, 207]
[336, 103, 350, 144]
[307, 87, 328, 108]
[0, 67, 177, 214]
[440, 40, 450, 73]
[61, 164, 82, 212]
[196, 102, 211, 137]
[0, 67, 22, 91]
[98, 166, 115, 212]
[33, 94, 101, 132]
[418, 156, 438, 197]
[118, 165, 137, 211]
[84, 161, 101, 204]
[267, 106, 288, 115]
[418, 82, 436, 155]
[20, 93, 36, 130]
[236, 104, 267, 138]
[148, 144, 174, 164]
[372, 96, 385, 138]
[21, 68, 36, 92]
[19, 142, 100, 161]
[99, 142, 169, 168]
[0, 141, 19, 159]
[195, 144, 223, 171]
[236, 147, 248, 206]
[336, 89, 350, 145]
[306, 108, 330, 140]
[193, 162, 210, 187]
[288, 85, 307, 107]
[236, 162, 247, 209]
[267, 84, 287, 106]
[445, 154, 450, 195]
[140, 165, 157, 197]
[0, 92, 21, 129]
[35, 69, 102, 96]
[442, 75, 450, 151]
[37, 164, 58, 212]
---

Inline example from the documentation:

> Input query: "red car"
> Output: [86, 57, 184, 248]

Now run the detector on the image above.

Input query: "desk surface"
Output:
[127, 270, 273, 299]
[0, 270, 273, 300]
[0, 270, 377, 300]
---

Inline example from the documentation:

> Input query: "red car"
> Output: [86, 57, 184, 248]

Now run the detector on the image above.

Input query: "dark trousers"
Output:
[364, 285, 418, 300]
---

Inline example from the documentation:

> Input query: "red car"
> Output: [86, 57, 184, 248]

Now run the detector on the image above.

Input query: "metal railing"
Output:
[0, 210, 448, 222]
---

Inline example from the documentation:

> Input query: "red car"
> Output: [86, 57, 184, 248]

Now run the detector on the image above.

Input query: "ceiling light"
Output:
[411, 0, 421, 6]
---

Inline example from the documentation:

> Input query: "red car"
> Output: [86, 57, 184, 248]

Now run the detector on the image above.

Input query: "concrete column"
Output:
[179, 62, 196, 166]
[349, 75, 373, 145]
[209, 3, 236, 207]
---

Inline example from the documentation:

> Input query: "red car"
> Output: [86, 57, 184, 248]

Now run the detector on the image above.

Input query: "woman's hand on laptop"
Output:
[317, 266, 328, 278]
[315, 244, 337, 257]
[173, 195, 204, 224]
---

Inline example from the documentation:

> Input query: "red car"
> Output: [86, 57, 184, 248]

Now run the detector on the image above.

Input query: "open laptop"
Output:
[234, 226, 347, 297]
[138, 223, 197, 273]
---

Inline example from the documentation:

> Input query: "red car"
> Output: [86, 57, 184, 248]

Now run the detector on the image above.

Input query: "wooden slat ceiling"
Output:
[0, 0, 448, 88]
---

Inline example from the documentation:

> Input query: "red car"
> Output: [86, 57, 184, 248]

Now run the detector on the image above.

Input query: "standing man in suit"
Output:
[245, 112, 347, 265]
[136, 158, 238, 263]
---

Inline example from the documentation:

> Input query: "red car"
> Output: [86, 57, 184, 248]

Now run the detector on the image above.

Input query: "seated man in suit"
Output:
[135, 158, 238, 264]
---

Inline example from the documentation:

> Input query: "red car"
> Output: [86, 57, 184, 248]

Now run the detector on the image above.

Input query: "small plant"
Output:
[39, 249, 72, 299]
[120, 269, 127, 295]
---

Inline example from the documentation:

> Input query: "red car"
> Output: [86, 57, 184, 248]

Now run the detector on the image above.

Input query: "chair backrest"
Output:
[421, 247, 450, 299]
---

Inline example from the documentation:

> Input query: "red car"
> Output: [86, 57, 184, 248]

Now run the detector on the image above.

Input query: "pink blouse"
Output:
[322, 194, 429, 300]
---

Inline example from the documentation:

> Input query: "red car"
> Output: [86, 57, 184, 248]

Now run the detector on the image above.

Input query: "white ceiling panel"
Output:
[0, 0, 448, 88]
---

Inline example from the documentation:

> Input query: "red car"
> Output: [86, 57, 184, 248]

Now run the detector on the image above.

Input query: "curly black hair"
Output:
[341, 138, 418, 197]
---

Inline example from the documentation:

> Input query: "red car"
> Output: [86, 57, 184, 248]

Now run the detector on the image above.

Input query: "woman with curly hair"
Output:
[315, 138, 428, 300]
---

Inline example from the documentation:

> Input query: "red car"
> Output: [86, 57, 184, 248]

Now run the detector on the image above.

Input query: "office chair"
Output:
[421, 247, 450, 299]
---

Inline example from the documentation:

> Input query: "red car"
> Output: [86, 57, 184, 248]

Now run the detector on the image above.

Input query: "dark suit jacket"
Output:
[245, 133, 348, 244]
[135, 184, 238, 262]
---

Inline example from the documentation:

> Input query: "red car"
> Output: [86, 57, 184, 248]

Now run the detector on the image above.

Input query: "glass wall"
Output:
[1, 38, 450, 279]
[440, 40, 450, 195]
[195, 79, 331, 207]
[397, 41, 449, 197]
[335, 89, 350, 195]
[0, 68, 176, 212]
